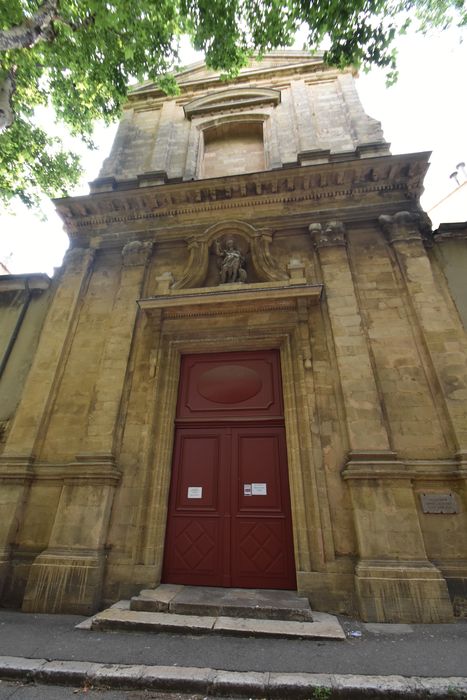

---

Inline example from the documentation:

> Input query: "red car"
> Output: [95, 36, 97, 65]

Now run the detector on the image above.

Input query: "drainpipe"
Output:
[0, 279, 31, 378]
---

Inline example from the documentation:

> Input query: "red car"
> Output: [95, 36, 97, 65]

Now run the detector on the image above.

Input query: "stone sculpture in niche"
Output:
[214, 238, 247, 284]
[170, 221, 288, 290]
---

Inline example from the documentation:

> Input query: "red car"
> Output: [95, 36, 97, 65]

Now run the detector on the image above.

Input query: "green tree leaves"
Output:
[0, 0, 465, 207]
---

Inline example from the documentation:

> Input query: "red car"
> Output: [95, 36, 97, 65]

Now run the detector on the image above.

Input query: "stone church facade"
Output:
[1, 52, 466, 622]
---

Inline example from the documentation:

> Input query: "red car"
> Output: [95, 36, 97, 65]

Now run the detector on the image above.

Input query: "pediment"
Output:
[129, 52, 325, 99]
[184, 87, 281, 119]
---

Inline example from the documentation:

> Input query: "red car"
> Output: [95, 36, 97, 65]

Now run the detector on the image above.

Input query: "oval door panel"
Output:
[197, 365, 263, 404]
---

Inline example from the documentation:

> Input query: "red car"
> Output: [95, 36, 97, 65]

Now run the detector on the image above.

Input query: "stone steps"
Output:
[88, 605, 345, 640]
[130, 584, 314, 621]
[81, 585, 345, 640]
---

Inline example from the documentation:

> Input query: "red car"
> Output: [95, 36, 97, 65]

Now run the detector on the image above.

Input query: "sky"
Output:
[1, 26, 466, 276]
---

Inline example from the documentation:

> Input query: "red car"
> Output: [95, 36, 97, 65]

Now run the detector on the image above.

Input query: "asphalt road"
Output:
[0, 609, 466, 678]
[0, 682, 202, 699]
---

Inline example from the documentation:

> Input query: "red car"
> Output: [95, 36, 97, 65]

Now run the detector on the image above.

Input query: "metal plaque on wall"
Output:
[420, 492, 459, 514]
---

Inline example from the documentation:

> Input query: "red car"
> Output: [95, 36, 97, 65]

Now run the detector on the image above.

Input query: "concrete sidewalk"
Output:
[0, 609, 466, 698]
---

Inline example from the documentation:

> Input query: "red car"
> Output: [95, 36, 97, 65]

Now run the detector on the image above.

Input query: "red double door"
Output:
[162, 350, 296, 590]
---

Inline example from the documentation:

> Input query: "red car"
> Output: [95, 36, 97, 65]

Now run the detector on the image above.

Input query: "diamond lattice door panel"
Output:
[230, 427, 296, 589]
[162, 351, 296, 589]
[162, 429, 229, 586]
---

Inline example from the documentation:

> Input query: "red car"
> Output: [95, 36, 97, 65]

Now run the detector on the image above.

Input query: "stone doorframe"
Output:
[135, 320, 334, 595]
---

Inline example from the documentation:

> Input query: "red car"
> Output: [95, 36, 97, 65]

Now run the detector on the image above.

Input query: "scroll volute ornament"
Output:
[171, 221, 287, 289]
[171, 237, 209, 289]
[250, 229, 288, 282]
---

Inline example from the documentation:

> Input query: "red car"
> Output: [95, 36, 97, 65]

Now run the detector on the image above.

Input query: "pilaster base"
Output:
[0, 550, 11, 600]
[355, 560, 454, 622]
[22, 548, 106, 614]
[436, 560, 467, 617]
[297, 570, 358, 617]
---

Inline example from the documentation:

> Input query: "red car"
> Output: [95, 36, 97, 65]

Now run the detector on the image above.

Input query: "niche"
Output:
[199, 121, 265, 179]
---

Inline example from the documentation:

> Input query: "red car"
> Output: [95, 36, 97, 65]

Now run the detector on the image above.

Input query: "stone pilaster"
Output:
[290, 79, 316, 154]
[22, 241, 152, 614]
[379, 211, 467, 459]
[311, 220, 452, 622]
[0, 247, 95, 602]
[82, 240, 152, 456]
[310, 221, 390, 452]
[147, 100, 177, 178]
[0, 460, 32, 599]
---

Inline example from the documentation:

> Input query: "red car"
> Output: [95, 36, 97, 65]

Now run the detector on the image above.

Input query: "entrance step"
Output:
[80, 586, 345, 640]
[130, 584, 314, 622]
[88, 604, 345, 640]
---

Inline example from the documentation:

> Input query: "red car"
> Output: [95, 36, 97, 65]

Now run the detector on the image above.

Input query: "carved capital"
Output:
[63, 247, 95, 272]
[378, 211, 422, 245]
[122, 240, 153, 267]
[309, 221, 346, 249]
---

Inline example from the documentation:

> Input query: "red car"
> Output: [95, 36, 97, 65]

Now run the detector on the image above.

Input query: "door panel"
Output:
[163, 350, 296, 589]
[176, 350, 283, 419]
[235, 432, 283, 511]
[231, 427, 296, 589]
[235, 519, 293, 581]
[175, 433, 221, 511]
[163, 429, 228, 586]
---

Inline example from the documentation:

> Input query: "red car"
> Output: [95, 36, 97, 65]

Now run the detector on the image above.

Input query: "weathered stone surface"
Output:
[141, 665, 211, 692]
[91, 592, 345, 640]
[0, 656, 46, 679]
[92, 608, 216, 633]
[91, 663, 146, 688]
[210, 670, 268, 697]
[155, 585, 314, 621]
[214, 615, 345, 640]
[1, 51, 466, 625]
[268, 672, 333, 698]
[37, 660, 100, 684]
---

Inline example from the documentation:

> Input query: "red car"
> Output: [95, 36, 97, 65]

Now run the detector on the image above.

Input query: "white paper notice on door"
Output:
[244, 484, 252, 496]
[187, 486, 203, 499]
[251, 483, 267, 496]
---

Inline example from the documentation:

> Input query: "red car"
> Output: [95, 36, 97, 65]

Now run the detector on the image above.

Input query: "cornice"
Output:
[342, 450, 467, 481]
[0, 454, 122, 485]
[0, 274, 51, 293]
[138, 280, 323, 320]
[434, 222, 467, 242]
[55, 153, 430, 242]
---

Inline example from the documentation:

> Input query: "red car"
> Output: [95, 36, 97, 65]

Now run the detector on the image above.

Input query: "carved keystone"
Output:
[309, 221, 346, 248]
[378, 211, 422, 245]
[122, 241, 153, 267]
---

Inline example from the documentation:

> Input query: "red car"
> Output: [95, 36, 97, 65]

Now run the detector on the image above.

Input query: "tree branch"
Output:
[0, 0, 59, 52]
[0, 69, 16, 131]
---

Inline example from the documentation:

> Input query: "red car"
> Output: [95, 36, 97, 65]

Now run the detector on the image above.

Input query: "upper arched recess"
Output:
[183, 87, 281, 120]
